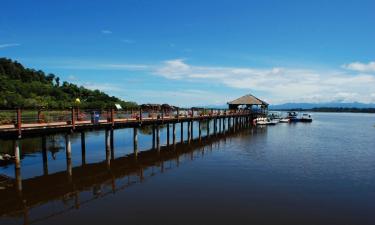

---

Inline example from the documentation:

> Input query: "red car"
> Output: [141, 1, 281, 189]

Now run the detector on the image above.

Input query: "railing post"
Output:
[37, 110, 42, 123]
[111, 108, 115, 126]
[16, 108, 22, 137]
[71, 107, 76, 130]
[139, 108, 142, 122]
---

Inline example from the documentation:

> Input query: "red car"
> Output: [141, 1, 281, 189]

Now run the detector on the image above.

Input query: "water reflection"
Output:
[0, 127, 259, 225]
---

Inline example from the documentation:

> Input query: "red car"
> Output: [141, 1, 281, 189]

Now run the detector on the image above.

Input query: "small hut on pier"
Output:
[227, 94, 268, 113]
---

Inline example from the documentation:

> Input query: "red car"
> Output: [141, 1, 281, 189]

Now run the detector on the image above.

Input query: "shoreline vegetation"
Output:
[274, 107, 375, 113]
[0, 58, 137, 109]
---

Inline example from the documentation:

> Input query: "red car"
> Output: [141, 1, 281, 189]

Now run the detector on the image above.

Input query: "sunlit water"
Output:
[1, 113, 375, 225]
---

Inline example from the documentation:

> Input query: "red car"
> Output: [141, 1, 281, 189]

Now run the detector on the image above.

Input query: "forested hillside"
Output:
[0, 58, 137, 109]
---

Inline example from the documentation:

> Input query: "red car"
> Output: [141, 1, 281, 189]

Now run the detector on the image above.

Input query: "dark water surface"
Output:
[1, 113, 375, 225]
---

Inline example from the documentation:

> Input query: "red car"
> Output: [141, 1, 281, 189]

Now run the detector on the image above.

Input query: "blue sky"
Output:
[1, 0, 375, 106]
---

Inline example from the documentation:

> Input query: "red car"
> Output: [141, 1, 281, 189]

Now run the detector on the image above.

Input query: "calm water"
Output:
[1, 113, 375, 225]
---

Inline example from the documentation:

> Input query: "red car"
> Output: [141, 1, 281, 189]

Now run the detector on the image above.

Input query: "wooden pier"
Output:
[0, 107, 265, 173]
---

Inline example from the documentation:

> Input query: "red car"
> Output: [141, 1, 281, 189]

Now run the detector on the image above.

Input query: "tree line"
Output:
[0, 58, 138, 109]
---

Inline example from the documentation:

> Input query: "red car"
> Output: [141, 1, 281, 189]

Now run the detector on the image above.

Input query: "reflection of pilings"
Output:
[67, 158, 72, 179]
[81, 132, 86, 166]
[13, 139, 21, 169]
[172, 123, 176, 145]
[65, 134, 72, 160]
[180, 122, 184, 143]
[167, 123, 170, 146]
[23, 200, 28, 225]
[42, 136, 48, 175]
[133, 127, 138, 157]
[74, 192, 80, 209]
[156, 125, 160, 151]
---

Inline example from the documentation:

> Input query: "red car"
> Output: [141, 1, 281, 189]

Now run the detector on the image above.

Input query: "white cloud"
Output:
[67, 75, 77, 81]
[101, 30, 112, 34]
[0, 43, 20, 49]
[154, 59, 375, 104]
[342, 61, 375, 73]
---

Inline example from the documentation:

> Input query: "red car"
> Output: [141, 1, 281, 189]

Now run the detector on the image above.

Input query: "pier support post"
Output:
[81, 132, 86, 165]
[133, 127, 138, 157]
[187, 121, 191, 143]
[223, 118, 226, 133]
[191, 121, 194, 139]
[15, 167, 22, 194]
[207, 119, 210, 137]
[14, 139, 21, 169]
[214, 118, 217, 135]
[172, 123, 176, 145]
[180, 122, 184, 143]
[219, 117, 222, 133]
[110, 129, 114, 160]
[42, 136, 48, 175]
[152, 125, 156, 149]
[65, 134, 72, 160]
[198, 120, 202, 140]
[167, 123, 170, 146]
[156, 125, 160, 151]
[105, 129, 111, 168]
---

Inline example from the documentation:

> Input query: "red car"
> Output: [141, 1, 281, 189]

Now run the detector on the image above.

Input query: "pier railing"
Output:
[0, 108, 257, 128]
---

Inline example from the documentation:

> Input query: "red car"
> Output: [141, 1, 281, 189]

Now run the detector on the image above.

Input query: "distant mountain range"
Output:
[198, 102, 375, 110]
[269, 102, 375, 110]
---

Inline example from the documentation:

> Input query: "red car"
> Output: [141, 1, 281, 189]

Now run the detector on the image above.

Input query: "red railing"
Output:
[0, 108, 258, 131]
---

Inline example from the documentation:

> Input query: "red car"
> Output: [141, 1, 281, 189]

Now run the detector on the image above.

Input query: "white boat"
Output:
[279, 118, 290, 123]
[255, 117, 277, 125]
[300, 113, 313, 122]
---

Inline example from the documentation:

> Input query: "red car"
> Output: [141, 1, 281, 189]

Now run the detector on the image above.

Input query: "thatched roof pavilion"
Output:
[227, 94, 268, 110]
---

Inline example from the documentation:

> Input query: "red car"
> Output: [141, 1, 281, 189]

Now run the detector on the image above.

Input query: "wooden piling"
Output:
[71, 108, 76, 130]
[152, 125, 156, 149]
[172, 123, 176, 145]
[156, 125, 160, 150]
[65, 134, 71, 160]
[198, 120, 202, 140]
[207, 119, 210, 136]
[187, 121, 191, 142]
[110, 129, 114, 160]
[190, 121, 194, 139]
[15, 167, 22, 194]
[167, 123, 170, 146]
[81, 132, 86, 165]
[133, 127, 138, 156]
[14, 139, 21, 169]
[180, 122, 184, 143]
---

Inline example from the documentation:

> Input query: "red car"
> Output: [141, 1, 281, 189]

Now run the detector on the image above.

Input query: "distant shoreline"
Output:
[271, 107, 375, 113]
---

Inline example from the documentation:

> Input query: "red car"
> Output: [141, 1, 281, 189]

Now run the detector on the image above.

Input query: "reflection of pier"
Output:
[0, 126, 251, 224]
